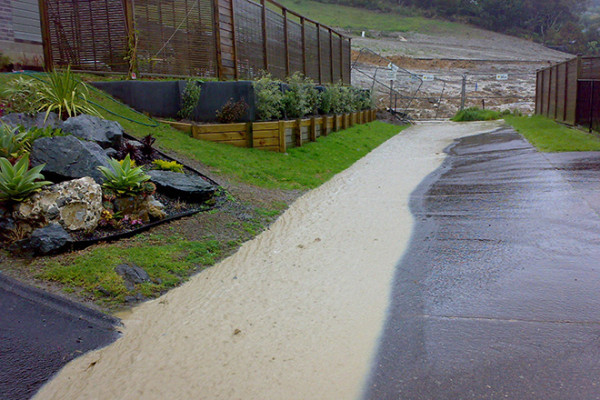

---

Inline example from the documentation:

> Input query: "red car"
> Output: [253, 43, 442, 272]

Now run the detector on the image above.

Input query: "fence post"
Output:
[460, 74, 467, 110]
[212, 0, 224, 79]
[301, 17, 307, 76]
[278, 121, 286, 153]
[230, 0, 239, 79]
[339, 35, 343, 83]
[554, 65, 560, 120]
[261, 0, 268, 71]
[38, 0, 54, 71]
[296, 119, 303, 147]
[546, 68, 552, 117]
[317, 24, 322, 84]
[283, 9, 290, 77]
[329, 28, 334, 84]
[589, 81, 595, 133]
[563, 62, 569, 122]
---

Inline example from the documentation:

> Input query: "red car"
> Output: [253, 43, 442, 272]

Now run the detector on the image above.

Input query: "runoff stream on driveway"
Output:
[34, 121, 502, 400]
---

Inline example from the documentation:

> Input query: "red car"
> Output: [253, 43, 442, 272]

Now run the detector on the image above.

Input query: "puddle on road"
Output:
[35, 121, 502, 400]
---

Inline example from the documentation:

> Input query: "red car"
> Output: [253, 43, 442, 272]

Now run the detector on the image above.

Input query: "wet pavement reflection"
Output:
[365, 128, 600, 400]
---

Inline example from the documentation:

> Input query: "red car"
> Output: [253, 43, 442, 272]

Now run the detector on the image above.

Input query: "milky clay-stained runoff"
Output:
[35, 121, 502, 400]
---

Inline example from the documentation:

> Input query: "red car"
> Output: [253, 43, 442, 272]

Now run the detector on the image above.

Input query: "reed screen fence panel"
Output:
[39, 0, 350, 83]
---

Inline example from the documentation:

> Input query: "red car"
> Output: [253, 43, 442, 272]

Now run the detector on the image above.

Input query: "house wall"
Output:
[0, 0, 14, 42]
[0, 0, 43, 65]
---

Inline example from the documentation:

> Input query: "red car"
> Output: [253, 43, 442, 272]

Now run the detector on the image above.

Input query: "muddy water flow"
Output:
[34, 121, 502, 400]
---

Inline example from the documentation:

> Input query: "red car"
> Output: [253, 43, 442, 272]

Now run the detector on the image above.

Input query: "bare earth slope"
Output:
[350, 23, 572, 119]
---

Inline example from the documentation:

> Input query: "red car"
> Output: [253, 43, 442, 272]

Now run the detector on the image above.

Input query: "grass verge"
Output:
[277, 0, 467, 34]
[38, 233, 222, 304]
[505, 115, 600, 152]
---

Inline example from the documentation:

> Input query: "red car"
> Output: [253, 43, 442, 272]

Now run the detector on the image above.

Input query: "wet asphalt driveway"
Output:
[366, 127, 600, 400]
[0, 274, 120, 400]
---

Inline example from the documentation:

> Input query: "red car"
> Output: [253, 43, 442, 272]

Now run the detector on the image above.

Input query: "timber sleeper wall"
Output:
[163, 110, 377, 153]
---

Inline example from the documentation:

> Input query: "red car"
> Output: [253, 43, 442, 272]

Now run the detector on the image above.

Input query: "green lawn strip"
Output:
[37, 233, 222, 306]
[277, 0, 468, 34]
[505, 115, 600, 152]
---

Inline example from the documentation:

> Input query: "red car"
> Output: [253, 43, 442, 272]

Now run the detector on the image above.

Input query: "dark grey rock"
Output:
[0, 112, 63, 130]
[148, 170, 216, 200]
[96, 285, 112, 296]
[27, 223, 72, 254]
[115, 263, 151, 285]
[62, 114, 123, 149]
[104, 148, 118, 158]
[31, 135, 111, 183]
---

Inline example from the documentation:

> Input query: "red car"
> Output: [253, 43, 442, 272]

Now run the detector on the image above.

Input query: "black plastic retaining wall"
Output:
[92, 80, 256, 122]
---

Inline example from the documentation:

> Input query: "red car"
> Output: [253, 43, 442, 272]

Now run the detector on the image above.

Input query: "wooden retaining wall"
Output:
[163, 110, 377, 153]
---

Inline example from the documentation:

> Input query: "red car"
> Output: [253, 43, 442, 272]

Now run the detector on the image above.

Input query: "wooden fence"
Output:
[536, 56, 600, 130]
[38, 0, 351, 84]
[163, 110, 377, 152]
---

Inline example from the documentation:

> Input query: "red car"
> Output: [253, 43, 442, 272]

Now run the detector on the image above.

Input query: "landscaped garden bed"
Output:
[0, 68, 401, 309]
[93, 72, 378, 152]
[0, 68, 220, 256]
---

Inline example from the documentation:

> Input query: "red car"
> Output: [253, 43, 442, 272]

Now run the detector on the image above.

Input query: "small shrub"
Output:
[24, 126, 65, 144]
[139, 134, 157, 162]
[116, 141, 143, 164]
[178, 80, 202, 120]
[282, 72, 319, 119]
[0, 156, 51, 202]
[97, 154, 151, 197]
[35, 66, 99, 120]
[351, 86, 373, 111]
[452, 107, 502, 122]
[216, 98, 249, 123]
[1, 77, 41, 115]
[0, 123, 30, 161]
[330, 84, 354, 114]
[152, 159, 184, 173]
[254, 74, 283, 121]
[0, 52, 11, 71]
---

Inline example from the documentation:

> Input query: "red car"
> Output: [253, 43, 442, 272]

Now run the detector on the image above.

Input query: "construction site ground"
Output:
[350, 28, 573, 119]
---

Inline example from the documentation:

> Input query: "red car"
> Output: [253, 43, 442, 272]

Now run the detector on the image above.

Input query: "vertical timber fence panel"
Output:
[536, 56, 600, 130]
[40, 0, 350, 83]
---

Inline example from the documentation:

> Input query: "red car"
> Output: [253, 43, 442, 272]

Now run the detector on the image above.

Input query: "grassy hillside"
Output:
[277, 0, 469, 34]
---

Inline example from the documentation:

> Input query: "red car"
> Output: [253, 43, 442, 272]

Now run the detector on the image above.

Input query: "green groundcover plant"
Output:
[0, 156, 51, 202]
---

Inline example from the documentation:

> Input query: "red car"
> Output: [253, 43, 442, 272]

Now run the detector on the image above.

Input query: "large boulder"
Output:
[147, 170, 215, 201]
[31, 135, 110, 183]
[0, 112, 63, 130]
[62, 114, 124, 149]
[15, 177, 103, 231]
[26, 223, 72, 255]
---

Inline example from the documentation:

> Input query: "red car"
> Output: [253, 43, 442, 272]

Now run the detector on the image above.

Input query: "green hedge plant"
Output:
[282, 73, 319, 119]
[0, 156, 51, 202]
[178, 80, 202, 120]
[254, 73, 283, 121]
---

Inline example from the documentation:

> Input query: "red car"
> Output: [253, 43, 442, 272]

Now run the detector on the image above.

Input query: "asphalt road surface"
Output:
[0, 274, 120, 400]
[365, 128, 600, 399]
